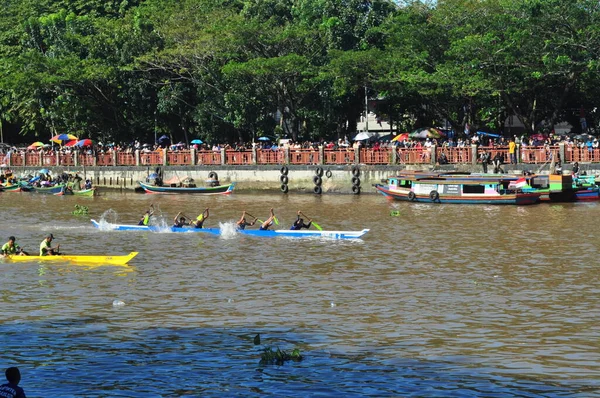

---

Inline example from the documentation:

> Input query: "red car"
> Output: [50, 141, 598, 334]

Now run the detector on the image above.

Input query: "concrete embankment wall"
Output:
[11, 162, 596, 194]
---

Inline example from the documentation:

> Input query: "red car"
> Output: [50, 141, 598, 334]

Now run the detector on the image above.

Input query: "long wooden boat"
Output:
[91, 220, 369, 239]
[3, 251, 138, 266]
[60, 187, 97, 197]
[33, 184, 65, 195]
[375, 174, 540, 205]
[138, 181, 235, 194]
[2, 184, 21, 192]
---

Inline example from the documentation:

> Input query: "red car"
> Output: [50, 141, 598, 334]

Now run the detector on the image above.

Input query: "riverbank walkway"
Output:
[4, 143, 597, 168]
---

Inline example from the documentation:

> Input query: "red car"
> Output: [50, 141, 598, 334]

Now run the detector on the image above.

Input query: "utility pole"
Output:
[364, 86, 369, 133]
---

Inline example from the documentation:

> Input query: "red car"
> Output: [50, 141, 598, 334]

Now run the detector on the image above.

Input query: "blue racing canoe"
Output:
[91, 220, 369, 239]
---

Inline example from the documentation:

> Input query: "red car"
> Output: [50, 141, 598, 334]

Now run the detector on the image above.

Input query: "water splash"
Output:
[96, 209, 119, 230]
[151, 216, 172, 233]
[112, 299, 125, 307]
[219, 222, 238, 239]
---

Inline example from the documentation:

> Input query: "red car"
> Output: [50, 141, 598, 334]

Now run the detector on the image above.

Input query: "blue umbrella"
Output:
[476, 131, 502, 138]
[258, 136, 272, 141]
[38, 168, 49, 175]
[157, 135, 170, 143]
[191, 139, 203, 144]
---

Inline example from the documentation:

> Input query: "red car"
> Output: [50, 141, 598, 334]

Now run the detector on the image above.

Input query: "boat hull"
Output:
[375, 184, 540, 205]
[138, 181, 235, 194]
[3, 251, 137, 266]
[2, 184, 21, 192]
[574, 187, 600, 201]
[91, 220, 369, 239]
[33, 184, 65, 194]
[62, 188, 97, 197]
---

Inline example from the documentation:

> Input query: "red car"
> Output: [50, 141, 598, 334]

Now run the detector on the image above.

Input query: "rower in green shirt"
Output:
[1, 236, 28, 257]
[40, 234, 60, 256]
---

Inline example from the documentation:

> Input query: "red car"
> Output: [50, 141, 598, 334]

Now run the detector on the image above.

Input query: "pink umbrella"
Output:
[64, 140, 78, 147]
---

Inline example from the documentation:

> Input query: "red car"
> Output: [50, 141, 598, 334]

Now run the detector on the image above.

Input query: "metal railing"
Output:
[7, 145, 595, 167]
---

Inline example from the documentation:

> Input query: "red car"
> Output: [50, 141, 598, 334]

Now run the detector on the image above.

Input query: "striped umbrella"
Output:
[51, 134, 78, 144]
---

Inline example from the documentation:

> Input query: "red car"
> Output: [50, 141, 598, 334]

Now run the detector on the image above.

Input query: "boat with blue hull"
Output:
[375, 173, 540, 205]
[91, 220, 369, 239]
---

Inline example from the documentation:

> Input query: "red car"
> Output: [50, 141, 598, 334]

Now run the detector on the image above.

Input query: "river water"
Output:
[0, 190, 599, 397]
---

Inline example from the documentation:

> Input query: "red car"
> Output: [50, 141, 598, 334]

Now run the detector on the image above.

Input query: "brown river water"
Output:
[0, 190, 599, 397]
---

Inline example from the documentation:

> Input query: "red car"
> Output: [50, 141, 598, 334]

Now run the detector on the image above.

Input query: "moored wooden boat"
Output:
[91, 220, 369, 239]
[3, 251, 138, 266]
[375, 174, 540, 205]
[61, 187, 97, 197]
[138, 181, 235, 194]
[2, 183, 21, 192]
[33, 184, 65, 195]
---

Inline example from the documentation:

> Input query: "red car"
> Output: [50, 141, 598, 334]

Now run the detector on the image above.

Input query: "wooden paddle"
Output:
[300, 212, 322, 231]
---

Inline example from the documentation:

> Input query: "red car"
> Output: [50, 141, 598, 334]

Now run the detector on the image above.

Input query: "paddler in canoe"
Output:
[1, 236, 28, 257]
[190, 208, 209, 229]
[258, 208, 276, 231]
[290, 211, 312, 230]
[236, 211, 257, 230]
[40, 234, 60, 256]
[138, 204, 154, 226]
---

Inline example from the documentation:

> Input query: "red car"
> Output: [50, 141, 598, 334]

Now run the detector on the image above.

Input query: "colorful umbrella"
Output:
[392, 133, 409, 142]
[409, 128, 445, 139]
[74, 139, 94, 147]
[64, 140, 78, 147]
[51, 134, 78, 144]
[27, 142, 45, 149]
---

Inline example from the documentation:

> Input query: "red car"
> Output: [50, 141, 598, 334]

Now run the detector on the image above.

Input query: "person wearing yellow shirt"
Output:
[190, 208, 209, 229]
[508, 139, 517, 164]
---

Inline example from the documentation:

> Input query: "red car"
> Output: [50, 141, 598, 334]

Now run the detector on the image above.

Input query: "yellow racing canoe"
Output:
[3, 251, 138, 266]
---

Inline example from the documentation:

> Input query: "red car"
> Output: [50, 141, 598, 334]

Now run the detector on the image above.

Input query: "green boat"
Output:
[33, 184, 65, 195]
[69, 188, 96, 197]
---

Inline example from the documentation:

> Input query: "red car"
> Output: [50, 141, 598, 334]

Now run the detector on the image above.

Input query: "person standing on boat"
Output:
[138, 204, 154, 226]
[236, 211, 256, 230]
[290, 211, 312, 230]
[190, 208, 209, 229]
[39, 234, 60, 256]
[1, 236, 28, 257]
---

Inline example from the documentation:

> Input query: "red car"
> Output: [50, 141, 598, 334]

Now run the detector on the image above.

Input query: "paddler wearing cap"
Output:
[40, 234, 60, 256]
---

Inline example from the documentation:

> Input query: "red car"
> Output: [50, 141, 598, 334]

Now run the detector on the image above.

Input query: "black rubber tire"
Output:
[325, 169, 332, 178]
[408, 191, 416, 201]
[313, 175, 322, 186]
[351, 166, 360, 177]
[352, 185, 361, 194]
[280, 175, 288, 184]
[313, 185, 322, 194]
[429, 190, 439, 202]
[280, 166, 289, 175]
[351, 176, 361, 186]
[315, 167, 324, 177]
[208, 171, 218, 180]
[281, 184, 289, 193]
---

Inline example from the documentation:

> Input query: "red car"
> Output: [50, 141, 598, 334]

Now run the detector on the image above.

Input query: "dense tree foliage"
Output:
[1, 0, 599, 144]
